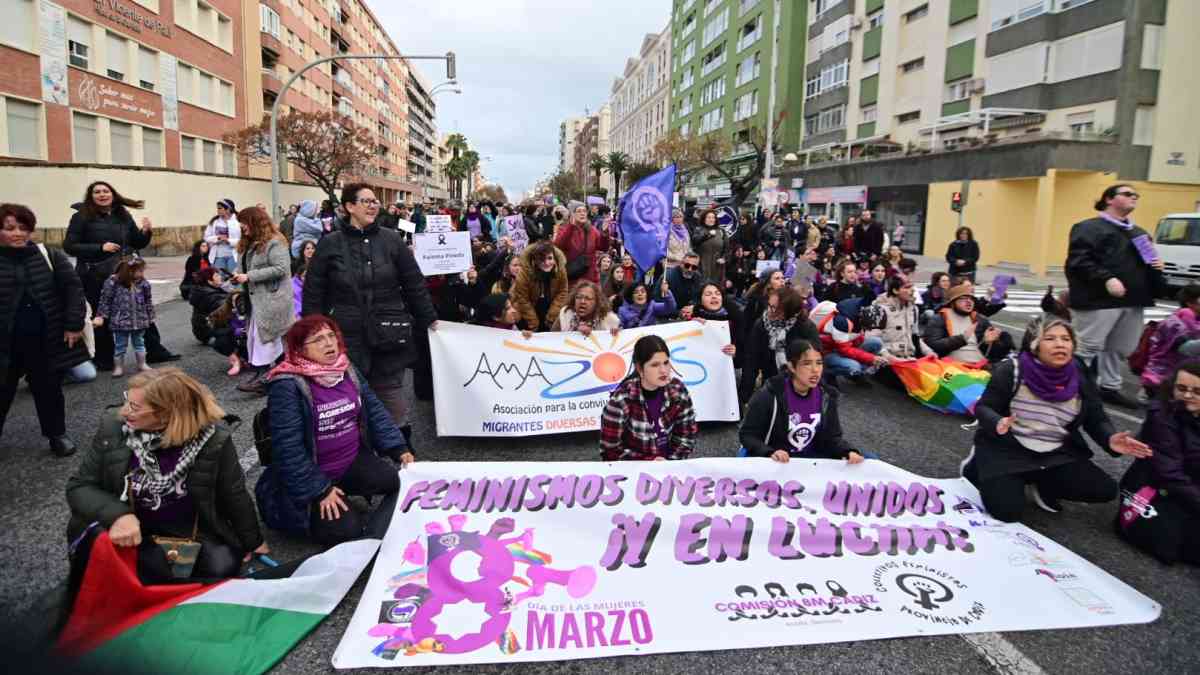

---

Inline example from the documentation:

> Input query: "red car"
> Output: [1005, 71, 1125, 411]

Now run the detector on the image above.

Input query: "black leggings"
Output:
[309, 450, 401, 547]
[979, 460, 1117, 523]
[0, 332, 66, 438]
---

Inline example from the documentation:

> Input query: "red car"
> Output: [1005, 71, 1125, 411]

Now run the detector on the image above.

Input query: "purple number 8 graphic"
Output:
[409, 533, 515, 654]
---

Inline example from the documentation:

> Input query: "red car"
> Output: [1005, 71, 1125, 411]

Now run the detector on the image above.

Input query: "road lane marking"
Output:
[961, 633, 1047, 675]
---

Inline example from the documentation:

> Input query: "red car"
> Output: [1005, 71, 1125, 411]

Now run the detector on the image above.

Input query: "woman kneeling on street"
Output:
[962, 316, 1152, 522]
[1116, 360, 1200, 566]
[600, 335, 697, 461]
[256, 316, 414, 547]
[740, 339, 866, 464]
[66, 368, 266, 581]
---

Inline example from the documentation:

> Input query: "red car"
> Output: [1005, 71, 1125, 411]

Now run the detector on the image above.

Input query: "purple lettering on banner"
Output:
[912, 524, 951, 552]
[583, 611, 608, 647]
[419, 480, 448, 509]
[600, 475, 627, 506]
[735, 478, 759, 506]
[482, 478, 515, 512]
[870, 483, 887, 517]
[940, 520, 975, 552]
[904, 483, 929, 516]
[467, 477, 488, 512]
[599, 512, 662, 570]
[546, 475, 578, 509]
[840, 521, 881, 555]
[635, 473, 661, 505]
[675, 514, 712, 564]
[708, 515, 753, 562]
[781, 480, 806, 509]
[441, 479, 473, 511]
[794, 517, 840, 557]
[886, 482, 907, 517]
[577, 475, 605, 507]
[926, 485, 946, 514]
[629, 608, 654, 644]
[558, 613, 583, 649]
[714, 478, 738, 505]
[506, 476, 530, 511]
[523, 475, 552, 511]
[767, 516, 803, 559]
[823, 481, 849, 514]
[756, 480, 782, 508]
[526, 610, 555, 651]
[694, 477, 716, 507]
[608, 610, 631, 646]
[399, 481, 429, 513]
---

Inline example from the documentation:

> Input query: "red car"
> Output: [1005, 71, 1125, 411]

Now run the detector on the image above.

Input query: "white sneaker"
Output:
[1026, 483, 1061, 513]
[960, 419, 979, 431]
[959, 446, 976, 479]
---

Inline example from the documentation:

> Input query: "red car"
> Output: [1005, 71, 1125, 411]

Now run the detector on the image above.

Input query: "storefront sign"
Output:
[72, 71, 162, 125]
[804, 185, 868, 205]
[93, 0, 172, 37]
[39, 1, 69, 105]
[332, 459, 1159, 667]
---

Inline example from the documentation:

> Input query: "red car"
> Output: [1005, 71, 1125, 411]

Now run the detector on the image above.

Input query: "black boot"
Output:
[236, 368, 267, 395]
[144, 323, 182, 363]
[49, 435, 77, 457]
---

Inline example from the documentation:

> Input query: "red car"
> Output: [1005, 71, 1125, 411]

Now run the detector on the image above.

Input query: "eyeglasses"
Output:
[122, 391, 144, 413]
[1174, 383, 1200, 399]
[682, 263, 699, 271]
[356, 198, 381, 206]
[304, 332, 338, 347]
[1114, 191, 1140, 199]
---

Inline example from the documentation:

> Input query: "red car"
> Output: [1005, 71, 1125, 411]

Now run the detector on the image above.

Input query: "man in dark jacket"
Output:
[739, 338, 864, 462]
[854, 210, 885, 259]
[302, 183, 438, 432]
[1065, 184, 1165, 408]
[663, 252, 704, 317]
[922, 284, 1013, 366]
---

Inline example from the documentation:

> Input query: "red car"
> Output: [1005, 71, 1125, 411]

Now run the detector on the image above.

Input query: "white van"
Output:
[1154, 213, 1200, 291]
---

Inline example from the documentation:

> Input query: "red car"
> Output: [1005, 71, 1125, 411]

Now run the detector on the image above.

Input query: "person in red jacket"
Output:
[809, 298, 890, 386]
[554, 201, 610, 288]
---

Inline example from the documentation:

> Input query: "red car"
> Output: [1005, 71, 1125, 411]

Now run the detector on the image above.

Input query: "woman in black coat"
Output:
[692, 282, 745, 369]
[0, 204, 88, 456]
[945, 226, 981, 282]
[962, 316, 1151, 522]
[181, 239, 211, 300]
[739, 286, 820, 404]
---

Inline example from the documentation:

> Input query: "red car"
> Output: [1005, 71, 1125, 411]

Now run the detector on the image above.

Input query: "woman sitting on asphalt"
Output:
[600, 335, 697, 462]
[66, 368, 266, 580]
[257, 316, 414, 547]
[555, 280, 620, 336]
[1139, 284, 1200, 399]
[962, 316, 1152, 523]
[618, 278, 677, 328]
[181, 240, 210, 300]
[739, 339, 867, 464]
[188, 267, 229, 345]
[1117, 360, 1200, 566]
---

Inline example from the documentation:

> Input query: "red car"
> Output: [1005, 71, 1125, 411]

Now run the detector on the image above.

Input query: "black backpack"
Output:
[251, 370, 362, 467]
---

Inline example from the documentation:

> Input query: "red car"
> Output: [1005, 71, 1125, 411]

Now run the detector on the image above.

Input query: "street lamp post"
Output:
[269, 52, 455, 217]
[763, 0, 782, 184]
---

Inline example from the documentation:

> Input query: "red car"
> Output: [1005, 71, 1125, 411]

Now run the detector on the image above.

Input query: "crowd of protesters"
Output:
[0, 178, 1194, 600]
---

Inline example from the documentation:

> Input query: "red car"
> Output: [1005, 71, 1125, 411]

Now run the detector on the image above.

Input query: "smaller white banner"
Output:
[414, 232, 472, 276]
[425, 214, 454, 233]
[755, 260, 781, 275]
[396, 219, 417, 234]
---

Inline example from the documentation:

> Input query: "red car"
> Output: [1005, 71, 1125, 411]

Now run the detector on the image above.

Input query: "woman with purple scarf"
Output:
[961, 316, 1152, 522]
[665, 208, 691, 269]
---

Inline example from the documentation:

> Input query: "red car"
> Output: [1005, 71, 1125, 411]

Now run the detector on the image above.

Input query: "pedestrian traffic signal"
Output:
[951, 191, 963, 212]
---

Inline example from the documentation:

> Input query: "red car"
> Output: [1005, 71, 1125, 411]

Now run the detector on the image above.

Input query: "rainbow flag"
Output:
[890, 356, 991, 416]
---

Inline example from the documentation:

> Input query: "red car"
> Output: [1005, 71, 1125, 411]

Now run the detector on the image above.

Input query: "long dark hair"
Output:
[80, 181, 144, 221]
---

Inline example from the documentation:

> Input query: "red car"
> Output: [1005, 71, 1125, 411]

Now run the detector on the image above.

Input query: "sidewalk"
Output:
[142, 255, 187, 305]
[906, 253, 1066, 292]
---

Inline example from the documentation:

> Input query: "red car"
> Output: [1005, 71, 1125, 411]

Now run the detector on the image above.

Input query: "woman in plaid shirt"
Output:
[600, 335, 698, 461]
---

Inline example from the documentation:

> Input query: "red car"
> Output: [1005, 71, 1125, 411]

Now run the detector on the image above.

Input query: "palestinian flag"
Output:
[57, 532, 378, 674]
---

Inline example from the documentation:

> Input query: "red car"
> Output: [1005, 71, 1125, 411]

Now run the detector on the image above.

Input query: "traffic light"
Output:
[951, 191, 963, 212]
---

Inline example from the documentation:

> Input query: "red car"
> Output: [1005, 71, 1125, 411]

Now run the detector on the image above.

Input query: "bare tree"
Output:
[653, 112, 785, 205]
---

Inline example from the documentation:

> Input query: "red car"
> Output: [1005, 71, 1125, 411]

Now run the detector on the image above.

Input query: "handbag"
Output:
[338, 233, 413, 351]
[151, 515, 203, 579]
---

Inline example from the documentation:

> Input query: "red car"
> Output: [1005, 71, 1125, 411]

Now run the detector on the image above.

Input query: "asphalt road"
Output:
[1, 296, 1197, 674]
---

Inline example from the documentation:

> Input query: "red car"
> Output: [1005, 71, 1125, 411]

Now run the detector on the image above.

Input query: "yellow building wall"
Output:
[925, 173, 1200, 274]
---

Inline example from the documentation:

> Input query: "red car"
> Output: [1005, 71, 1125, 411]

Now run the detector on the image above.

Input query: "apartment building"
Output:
[610, 23, 672, 169]
[784, 0, 1200, 273]
[559, 116, 586, 174]
[668, 0, 809, 202]
[573, 104, 613, 195]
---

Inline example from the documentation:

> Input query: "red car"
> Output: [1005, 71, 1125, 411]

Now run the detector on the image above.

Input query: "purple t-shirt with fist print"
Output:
[783, 383, 822, 456]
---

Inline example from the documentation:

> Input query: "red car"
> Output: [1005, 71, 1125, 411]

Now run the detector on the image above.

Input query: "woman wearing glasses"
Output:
[1117, 360, 1200, 565]
[961, 316, 1152, 523]
[257, 316, 413, 546]
[302, 184, 438, 437]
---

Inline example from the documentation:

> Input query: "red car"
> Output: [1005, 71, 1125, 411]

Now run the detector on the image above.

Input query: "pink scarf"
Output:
[268, 352, 351, 388]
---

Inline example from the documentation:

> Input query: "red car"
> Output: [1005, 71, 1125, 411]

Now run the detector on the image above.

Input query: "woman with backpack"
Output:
[256, 316, 413, 547]
[1136, 284, 1200, 399]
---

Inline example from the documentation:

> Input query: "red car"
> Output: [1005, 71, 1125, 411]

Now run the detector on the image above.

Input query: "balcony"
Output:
[739, 0, 760, 15]
[737, 25, 761, 52]
[261, 70, 281, 96]
[260, 32, 283, 57]
[332, 77, 352, 99]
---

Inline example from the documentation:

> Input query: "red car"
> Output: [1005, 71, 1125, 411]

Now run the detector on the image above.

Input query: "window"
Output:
[737, 16, 762, 52]
[990, 0, 1049, 31]
[218, 14, 233, 50]
[680, 121, 690, 136]
[702, 8, 728, 48]
[68, 17, 91, 69]
[860, 105, 877, 123]
[5, 98, 40, 159]
[739, 0, 760, 15]
[259, 4, 280, 38]
[0, 0, 35, 51]
[945, 77, 973, 102]
[678, 95, 693, 118]
[681, 40, 695, 63]
[1066, 110, 1095, 136]
[904, 4, 929, 22]
[680, 67, 695, 90]
[220, 81, 234, 115]
[73, 113, 98, 163]
[821, 59, 849, 91]
[812, 0, 844, 21]
[805, 75, 820, 98]
[901, 58, 925, 73]
[680, 12, 696, 37]
[1050, 22, 1124, 84]
[1141, 24, 1163, 70]
[138, 47, 157, 90]
[177, 63, 194, 102]
[699, 105, 724, 133]
[700, 43, 726, 77]
[222, 144, 235, 174]
[818, 104, 845, 131]
[202, 140, 216, 172]
[700, 76, 726, 105]
[897, 110, 921, 124]
[143, 127, 162, 167]
[733, 90, 758, 121]
[703, 0, 722, 17]
[110, 121, 132, 165]
[735, 52, 761, 86]
[804, 114, 819, 136]
[106, 33, 128, 81]
[868, 9, 883, 29]
[197, 72, 213, 108]
[181, 135, 196, 169]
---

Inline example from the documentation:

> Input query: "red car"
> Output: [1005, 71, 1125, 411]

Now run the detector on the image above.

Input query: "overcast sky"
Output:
[369, 1, 670, 200]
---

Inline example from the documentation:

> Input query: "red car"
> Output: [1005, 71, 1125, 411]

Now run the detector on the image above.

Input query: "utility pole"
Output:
[270, 52, 455, 217]
[763, 0, 782, 183]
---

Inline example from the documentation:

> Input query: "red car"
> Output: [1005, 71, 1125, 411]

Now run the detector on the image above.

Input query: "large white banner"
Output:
[429, 321, 740, 437]
[332, 459, 1160, 668]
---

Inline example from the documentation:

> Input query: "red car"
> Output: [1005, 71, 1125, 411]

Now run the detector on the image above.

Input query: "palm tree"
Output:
[461, 150, 481, 196]
[444, 134, 470, 199]
[605, 151, 631, 198]
[587, 154, 607, 190]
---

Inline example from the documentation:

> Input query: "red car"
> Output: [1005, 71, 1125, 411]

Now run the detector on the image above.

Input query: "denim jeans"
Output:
[113, 330, 146, 357]
[824, 336, 883, 377]
[212, 256, 238, 277]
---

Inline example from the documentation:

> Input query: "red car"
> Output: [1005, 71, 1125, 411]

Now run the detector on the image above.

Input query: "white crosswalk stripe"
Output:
[915, 287, 1175, 321]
